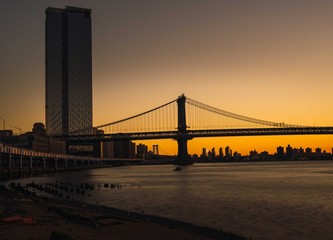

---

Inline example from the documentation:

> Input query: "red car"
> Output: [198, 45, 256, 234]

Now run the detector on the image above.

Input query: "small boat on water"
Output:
[173, 166, 182, 171]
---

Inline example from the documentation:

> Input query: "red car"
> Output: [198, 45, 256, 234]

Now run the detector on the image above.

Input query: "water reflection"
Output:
[4, 161, 333, 240]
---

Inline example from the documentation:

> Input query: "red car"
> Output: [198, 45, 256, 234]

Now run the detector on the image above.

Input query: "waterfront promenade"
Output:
[0, 143, 102, 180]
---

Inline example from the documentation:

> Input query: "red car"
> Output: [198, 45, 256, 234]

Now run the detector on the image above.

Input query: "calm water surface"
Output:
[9, 161, 333, 240]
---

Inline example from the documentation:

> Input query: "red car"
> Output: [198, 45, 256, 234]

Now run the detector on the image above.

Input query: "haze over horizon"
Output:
[1, 0, 333, 155]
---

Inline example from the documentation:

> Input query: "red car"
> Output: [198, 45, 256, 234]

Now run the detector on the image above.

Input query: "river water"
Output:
[6, 161, 333, 240]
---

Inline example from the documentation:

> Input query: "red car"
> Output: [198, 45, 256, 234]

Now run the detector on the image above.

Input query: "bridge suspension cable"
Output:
[94, 99, 178, 134]
[186, 97, 302, 130]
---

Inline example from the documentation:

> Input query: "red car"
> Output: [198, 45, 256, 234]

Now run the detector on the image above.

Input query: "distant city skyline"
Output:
[195, 143, 333, 158]
[2, 1, 333, 155]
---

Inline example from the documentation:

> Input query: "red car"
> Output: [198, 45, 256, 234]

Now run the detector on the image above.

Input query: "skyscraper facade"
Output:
[45, 6, 92, 135]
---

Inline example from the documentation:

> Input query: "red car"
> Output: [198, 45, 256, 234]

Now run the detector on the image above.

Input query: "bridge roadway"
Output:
[65, 126, 333, 145]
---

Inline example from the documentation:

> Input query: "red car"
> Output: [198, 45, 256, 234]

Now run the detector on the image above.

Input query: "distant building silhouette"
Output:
[250, 149, 258, 158]
[32, 122, 46, 136]
[211, 147, 216, 158]
[45, 6, 92, 136]
[225, 146, 231, 160]
[218, 147, 224, 158]
[292, 148, 299, 158]
[201, 148, 207, 158]
[305, 147, 312, 157]
[276, 146, 284, 158]
[286, 144, 293, 158]
[299, 147, 305, 157]
[113, 141, 136, 158]
[137, 144, 148, 159]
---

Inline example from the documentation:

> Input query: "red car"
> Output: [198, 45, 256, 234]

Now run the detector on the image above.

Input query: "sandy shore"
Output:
[0, 186, 247, 240]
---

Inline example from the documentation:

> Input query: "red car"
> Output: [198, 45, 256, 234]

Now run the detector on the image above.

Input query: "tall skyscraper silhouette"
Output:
[45, 6, 92, 136]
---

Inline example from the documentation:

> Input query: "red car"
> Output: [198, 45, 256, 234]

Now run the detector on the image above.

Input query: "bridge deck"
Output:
[64, 127, 333, 144]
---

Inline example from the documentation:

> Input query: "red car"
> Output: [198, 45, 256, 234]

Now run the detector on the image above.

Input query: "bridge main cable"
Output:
[186, 97, 303, 128]
[94, 99, 177, 129]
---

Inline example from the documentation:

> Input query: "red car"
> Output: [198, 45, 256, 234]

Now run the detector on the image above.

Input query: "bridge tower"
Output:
[175, 94, 193, 165]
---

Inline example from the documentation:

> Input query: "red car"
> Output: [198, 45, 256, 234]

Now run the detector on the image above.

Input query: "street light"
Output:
[0, 117, 5, 130]
[10, 125, 22, 135]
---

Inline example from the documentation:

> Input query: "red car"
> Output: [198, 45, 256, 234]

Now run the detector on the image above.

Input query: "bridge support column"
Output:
[175, 94, 193, 165]
[65, 159, 68, 171]
[43, 158, 46, 174]
[54, 159, 58, 172]
[30, 156, 33, 176]
[8, 153, 12, 179]
[19, 155, 23, 178]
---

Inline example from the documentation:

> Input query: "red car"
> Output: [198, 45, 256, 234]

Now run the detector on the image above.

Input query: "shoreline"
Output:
[0, 186, 249, 240]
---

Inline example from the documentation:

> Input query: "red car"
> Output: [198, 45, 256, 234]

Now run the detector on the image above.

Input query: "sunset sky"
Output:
[1, 0, 333, 155]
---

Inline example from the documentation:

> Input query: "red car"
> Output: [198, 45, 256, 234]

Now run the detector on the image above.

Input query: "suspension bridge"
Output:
[63, 94, 333, 165]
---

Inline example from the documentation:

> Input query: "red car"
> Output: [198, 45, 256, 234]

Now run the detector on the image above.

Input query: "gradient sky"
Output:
[1, 0, 333, 155]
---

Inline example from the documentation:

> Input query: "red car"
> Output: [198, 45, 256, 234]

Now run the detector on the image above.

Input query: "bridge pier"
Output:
[43, 158, 46, 174]
[65, 159, 68, 171]
[54, 158, 58, 172]
[175, 136, 192, 165]
[8, 153, 12, 179]
[19, 155, 23, 178]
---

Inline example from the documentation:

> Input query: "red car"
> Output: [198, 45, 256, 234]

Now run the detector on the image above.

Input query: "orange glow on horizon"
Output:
[136, 135, 333, 156]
